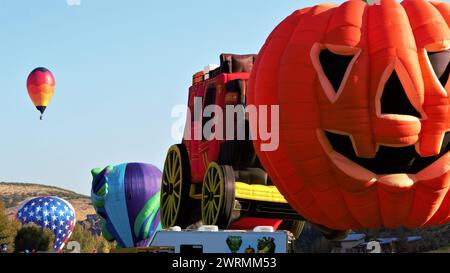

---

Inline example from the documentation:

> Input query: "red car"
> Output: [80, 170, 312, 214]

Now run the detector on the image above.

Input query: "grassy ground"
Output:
[427, 246, 450, 253]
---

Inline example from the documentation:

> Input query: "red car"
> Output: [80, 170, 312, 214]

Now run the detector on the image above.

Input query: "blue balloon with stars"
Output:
[17, 196, 76, 252]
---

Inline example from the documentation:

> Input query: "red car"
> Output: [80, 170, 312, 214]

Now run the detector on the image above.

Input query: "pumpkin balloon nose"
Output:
[380, 71, 421, 119]
[373, 69, 422, 147]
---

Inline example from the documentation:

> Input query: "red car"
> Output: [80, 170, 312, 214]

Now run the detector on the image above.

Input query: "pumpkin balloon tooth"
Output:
[378, 174, 416, 190]
[418, 133, 447, 157]
[350, 134, 378, 158]
[373, 116, 421, 145]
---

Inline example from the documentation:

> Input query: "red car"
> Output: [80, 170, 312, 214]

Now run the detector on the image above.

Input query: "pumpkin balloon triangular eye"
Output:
[319, 49, 354, 93]
[428, 49, 450, 87]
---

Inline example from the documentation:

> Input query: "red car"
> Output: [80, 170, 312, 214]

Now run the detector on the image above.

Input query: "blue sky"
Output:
[0, 0, 344, 195]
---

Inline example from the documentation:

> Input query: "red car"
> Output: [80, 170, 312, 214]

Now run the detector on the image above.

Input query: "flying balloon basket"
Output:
[26, 67, 55, 120]
[159, 53, 350, 241]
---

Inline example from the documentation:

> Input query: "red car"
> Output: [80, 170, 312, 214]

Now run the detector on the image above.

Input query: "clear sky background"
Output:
[0, 0, 345, 195]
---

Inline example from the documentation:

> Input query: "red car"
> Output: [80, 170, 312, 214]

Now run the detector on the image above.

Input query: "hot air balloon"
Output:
[16, 196, 76, 252]
[91, 163, 162, 248]
[26, 67, 55, 120]
[248, 0, 450, 230]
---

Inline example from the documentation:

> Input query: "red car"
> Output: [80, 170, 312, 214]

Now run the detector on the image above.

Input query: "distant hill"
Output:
[0, 182, 95, 221]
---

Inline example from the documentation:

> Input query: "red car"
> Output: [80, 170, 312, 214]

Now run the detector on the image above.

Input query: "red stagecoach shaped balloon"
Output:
[26, 67, 55, 120]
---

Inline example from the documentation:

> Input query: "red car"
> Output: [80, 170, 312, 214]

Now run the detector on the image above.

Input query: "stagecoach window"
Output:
[204, 86, 216, 107]
[190, 93, 201, 122]
[203, 86, 217, 140]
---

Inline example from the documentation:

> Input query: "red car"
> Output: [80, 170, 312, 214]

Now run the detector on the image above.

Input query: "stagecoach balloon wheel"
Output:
[161, 144, 193, 228]
[201, 162, 235, 229]
[279, 220, 306, 240]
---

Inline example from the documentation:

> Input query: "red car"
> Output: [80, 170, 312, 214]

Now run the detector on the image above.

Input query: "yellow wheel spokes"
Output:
[201, 167, 209, 223]
[213, 172, 220, 192]
[173, 189, 180, 199]
[202, 163, 225, 225]
[162, 146, 183, 227]
[162, 152, 170, 226]
[161, 158, 171, 225]
[205, 176, 211, 193]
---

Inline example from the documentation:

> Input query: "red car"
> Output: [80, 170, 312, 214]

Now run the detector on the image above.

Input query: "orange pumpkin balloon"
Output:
[248, 0, 450, 230]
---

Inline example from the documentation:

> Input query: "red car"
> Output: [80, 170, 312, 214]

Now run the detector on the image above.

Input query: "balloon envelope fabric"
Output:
[91, 163, 162, 248]
[248, 0, 450, 230]
[26, 67, 55, 119]
[17, 196, 76, 252]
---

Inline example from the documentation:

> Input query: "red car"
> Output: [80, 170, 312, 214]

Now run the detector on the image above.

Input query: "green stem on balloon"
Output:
[363, 0, 378, 4]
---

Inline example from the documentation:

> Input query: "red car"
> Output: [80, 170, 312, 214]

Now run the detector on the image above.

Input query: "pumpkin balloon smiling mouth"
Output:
[319, 130, 450, 188]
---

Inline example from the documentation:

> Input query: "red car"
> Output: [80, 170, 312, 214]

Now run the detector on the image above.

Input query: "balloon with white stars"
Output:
[17, 196, 76, 252]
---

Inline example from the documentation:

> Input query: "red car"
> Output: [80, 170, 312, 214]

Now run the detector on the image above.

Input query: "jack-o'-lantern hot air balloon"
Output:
[26, 67, 55, 120]
[248, 0, 450, 230]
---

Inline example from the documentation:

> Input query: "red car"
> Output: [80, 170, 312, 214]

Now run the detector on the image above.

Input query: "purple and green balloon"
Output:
[91, 163, 162, 248]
